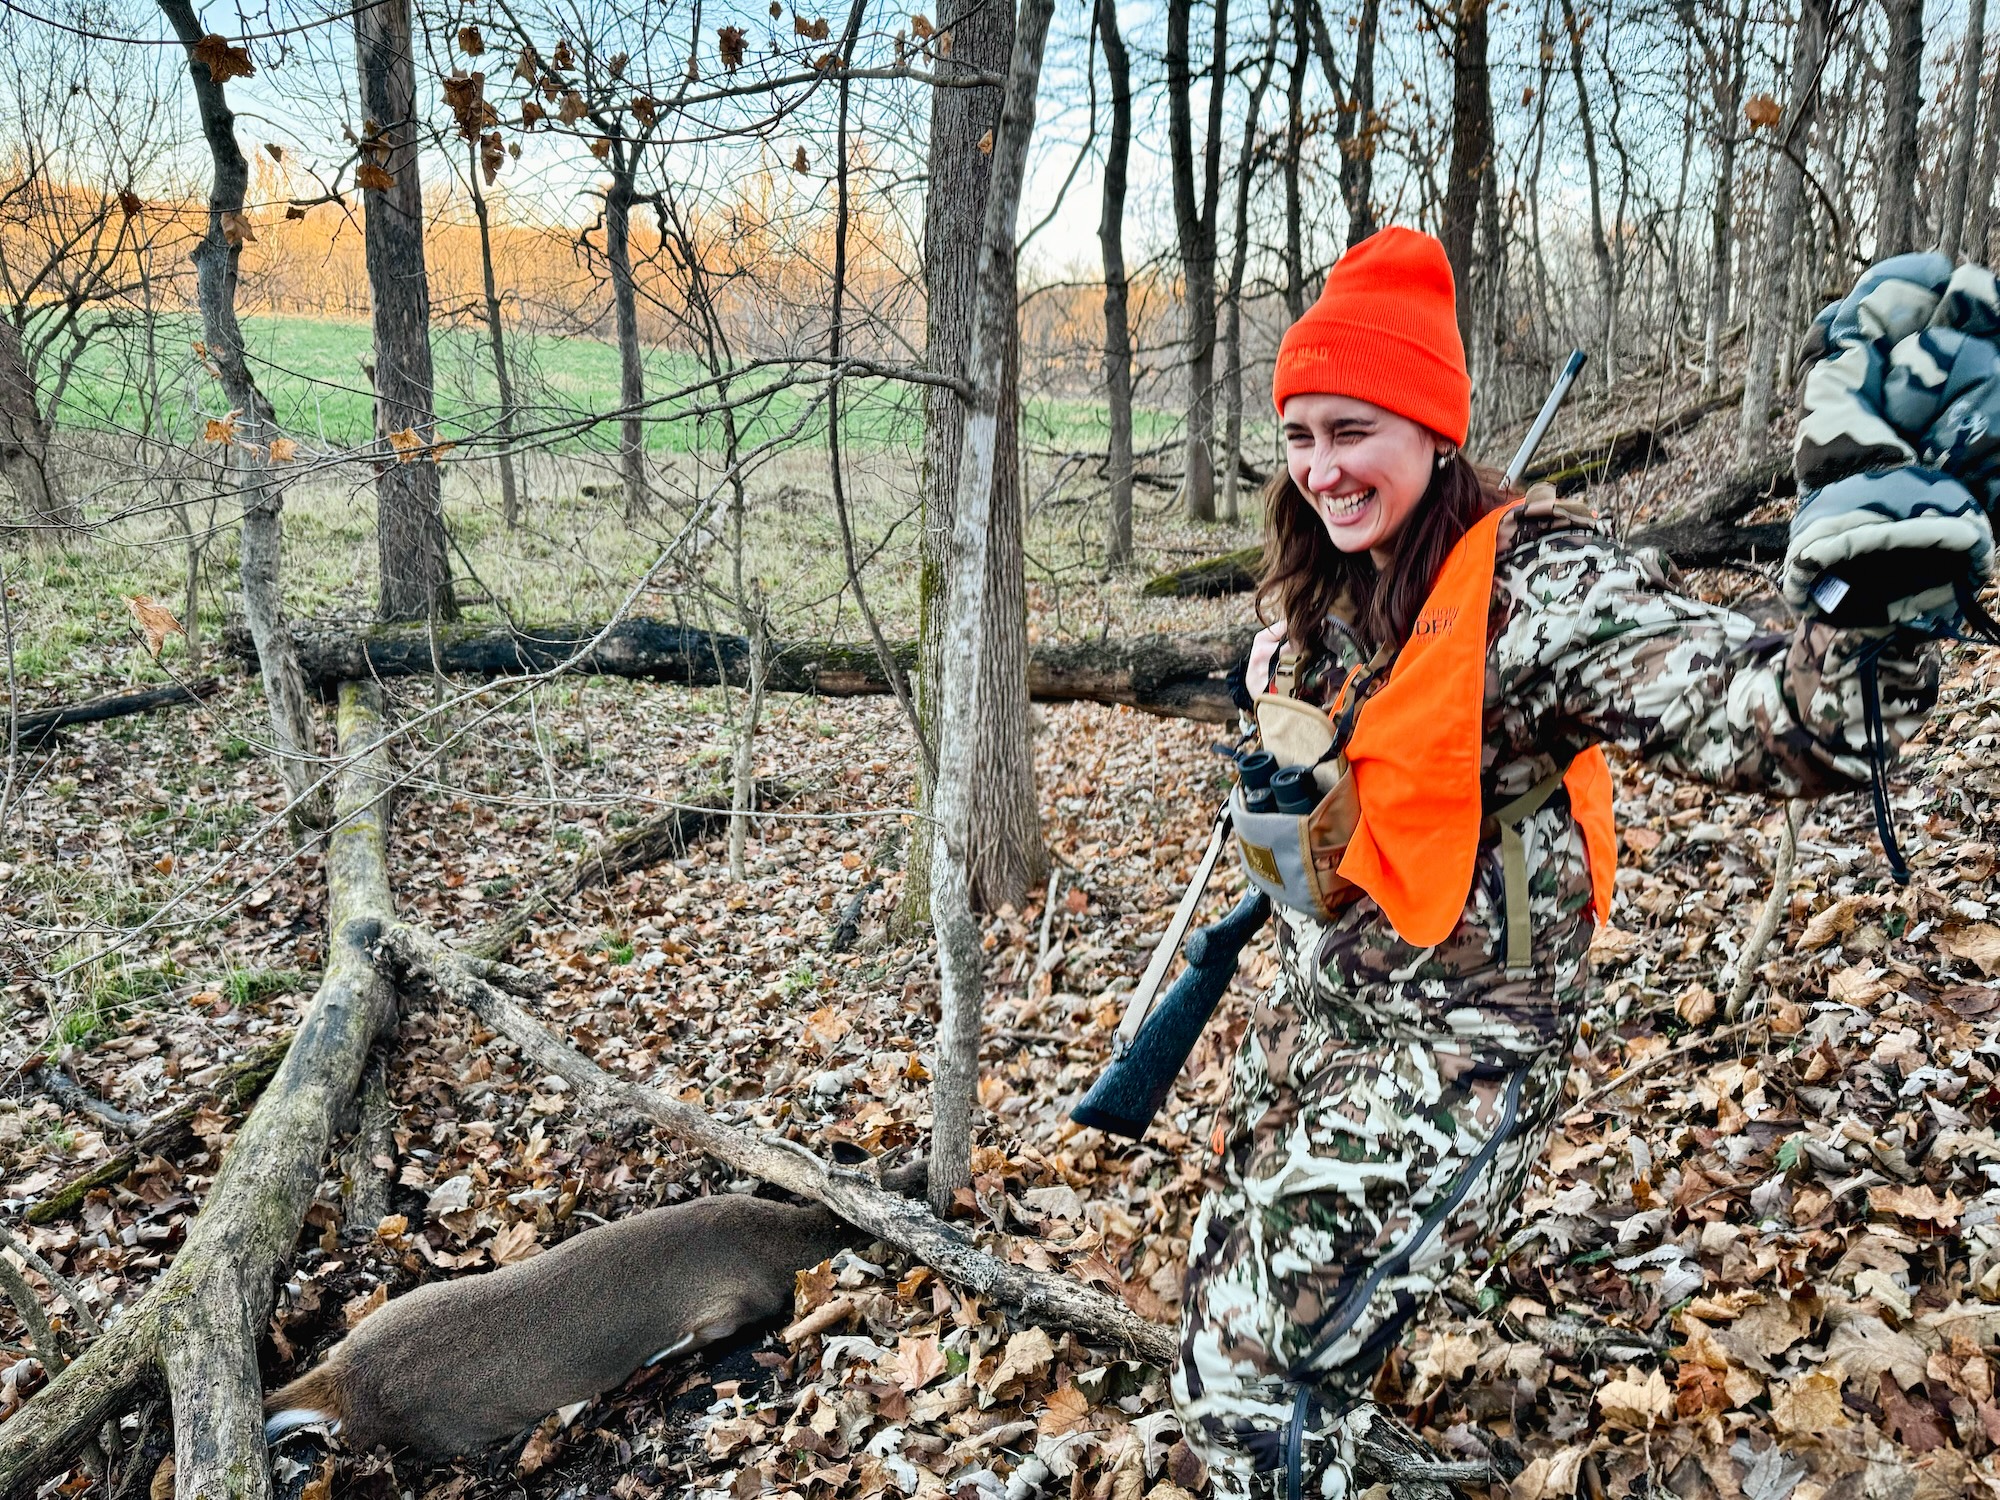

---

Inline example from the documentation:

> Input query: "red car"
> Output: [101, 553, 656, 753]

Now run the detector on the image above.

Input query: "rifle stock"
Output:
[1069, 892, 1272, 1140]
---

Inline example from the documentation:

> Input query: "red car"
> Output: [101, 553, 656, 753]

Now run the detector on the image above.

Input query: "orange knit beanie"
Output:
[1271, 226, 1470, 445]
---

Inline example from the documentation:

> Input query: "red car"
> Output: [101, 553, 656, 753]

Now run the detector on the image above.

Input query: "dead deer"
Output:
[265, 1163, 921, 1458]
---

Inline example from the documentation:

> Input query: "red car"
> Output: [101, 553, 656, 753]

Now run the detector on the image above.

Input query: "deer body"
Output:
[264, 1191, 862, 1457]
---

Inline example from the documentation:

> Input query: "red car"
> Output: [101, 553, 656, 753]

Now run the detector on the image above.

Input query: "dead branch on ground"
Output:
[0, 683, 398, 1500]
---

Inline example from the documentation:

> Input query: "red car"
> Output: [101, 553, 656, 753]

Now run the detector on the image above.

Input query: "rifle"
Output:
[1070, 351, 1589, 1143]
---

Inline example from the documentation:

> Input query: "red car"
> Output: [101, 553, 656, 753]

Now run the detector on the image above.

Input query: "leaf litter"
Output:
[3, 569, 2000, 1498]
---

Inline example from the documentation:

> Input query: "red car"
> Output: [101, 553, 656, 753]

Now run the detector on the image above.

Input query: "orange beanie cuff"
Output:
[1272, 227, 1471, 446]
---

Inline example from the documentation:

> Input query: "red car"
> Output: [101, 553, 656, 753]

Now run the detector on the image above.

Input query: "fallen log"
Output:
[11, 679, 221, 746]
[381, 923, 1178, 1366]
[0, 683, 398, 1500]
[222, 620, 1250, 726]
[1626, 457, 1794, 570]
[26, 1037, 294, 1225]
[466, 784, 788, 961]
[1141, 547, 1260, 599]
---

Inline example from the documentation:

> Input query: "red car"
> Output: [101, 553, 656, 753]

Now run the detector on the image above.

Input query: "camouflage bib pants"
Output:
[1171, 921, 1576, 1500]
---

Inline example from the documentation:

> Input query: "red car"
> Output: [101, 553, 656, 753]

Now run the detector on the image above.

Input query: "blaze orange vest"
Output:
[1335, 501, 1618, 948]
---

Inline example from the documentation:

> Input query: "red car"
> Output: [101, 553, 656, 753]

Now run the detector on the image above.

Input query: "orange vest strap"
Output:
[1336, 502, 1618, 950]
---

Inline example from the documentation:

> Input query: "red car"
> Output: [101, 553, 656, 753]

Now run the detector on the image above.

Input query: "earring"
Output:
[1434, 446, 1457, 470]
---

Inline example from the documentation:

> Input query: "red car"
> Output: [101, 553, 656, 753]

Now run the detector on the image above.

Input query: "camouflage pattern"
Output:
[1788, 253, 2000, 626]
[1176, 497, 1940, 1498]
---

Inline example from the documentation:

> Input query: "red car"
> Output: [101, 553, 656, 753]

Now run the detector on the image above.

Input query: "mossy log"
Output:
[1141, 547, 1262, 599]
[222, 619, 1253, 725]
[0, 683, 398, 1500]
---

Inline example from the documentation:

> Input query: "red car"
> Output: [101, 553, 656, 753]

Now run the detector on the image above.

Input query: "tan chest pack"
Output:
[1228, 646, 1371, 922]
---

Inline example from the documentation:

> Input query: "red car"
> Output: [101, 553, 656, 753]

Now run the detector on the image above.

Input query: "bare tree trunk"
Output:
[356, 0, 457, 622]
[727, 612, 766, 882]
[1940, 0, 1987, 260]
[1972, 27, 2000, 258]
[1306, 0, 1378, 249]
[605, 155, 648, 521]
[1221, 20, 1279, 527]
[928, 0, 1058, 1218]
[1737, 0, 1827, 465]
[1283, 0, 1308, 322]
[466, 141, 522, 528]
[1441, 0, 1493, 351]
[1703, 0, 1749, 394]
[904, 0, 1045, 929]
[1097, 0, 1136, 569]
[1167, 0, 1228, 523]
[0, 320, 73, 533]
[157, 0, 326, 829]
[1876, 0, 1924, 256]
[1560, 0, 1615, 386]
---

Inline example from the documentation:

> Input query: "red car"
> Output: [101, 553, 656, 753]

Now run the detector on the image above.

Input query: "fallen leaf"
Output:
[982, 1325, 1054, 1395]
[1947, 923, 2000, 977]
[1801, 895, 1869, 950]
[1596, 1366, 1673, 1428]
[1869, 1183, 1963, 1226]
[343, 1283, 387, 1327]
[1509, 1448, 1587, 1500]
[888, 1333, 947, 1391]
[1770, 1368, 1845, 1435]
[489, 1220, 541, 1264]
[1676, 984, 1716, 1026]
[1038, 1384, 1092, 1437]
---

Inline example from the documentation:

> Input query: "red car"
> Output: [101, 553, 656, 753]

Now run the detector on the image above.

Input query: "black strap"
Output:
[1285, 1384, 1313, 1500]
[1956, 575, 2000, 646]
[1855, 639, 1911, 887]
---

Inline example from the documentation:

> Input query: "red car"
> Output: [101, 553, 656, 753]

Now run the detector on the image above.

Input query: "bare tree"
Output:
[1441, 0, 1494, 352]
[1305, 0, 1379, 248]
[1097, 0, 1136, 569]
[1875, 0, 1923, 256]
[928, 0, 1058, 1219]
[155, 1, 327, 828]
[1166, 0, 1229, 522]
[464, 138, 524, 527]
[1737, 0, 1828, 464]
[1560, 0, 1615, 384]
[1701, 0, 1750, 394]
[1220, 14, 1279, 526]
[1940, 0, 1987, 260]
[357, 0, 458, 621]
[1973, 25, 2000, 259]
[905, 0, 1046, 924]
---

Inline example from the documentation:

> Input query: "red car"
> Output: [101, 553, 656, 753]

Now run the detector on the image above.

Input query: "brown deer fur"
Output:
[265, 1169, 919, 1457]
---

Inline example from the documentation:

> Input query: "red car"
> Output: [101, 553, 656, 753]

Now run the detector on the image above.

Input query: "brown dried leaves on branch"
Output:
[355, 163, 395, 191]
[718, 26, 746, 70]
[124, 596, 185, 658]
[191, 33, 254, 82]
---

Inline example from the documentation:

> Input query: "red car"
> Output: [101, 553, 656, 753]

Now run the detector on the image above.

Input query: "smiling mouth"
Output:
[1320, 488, 1375, 521]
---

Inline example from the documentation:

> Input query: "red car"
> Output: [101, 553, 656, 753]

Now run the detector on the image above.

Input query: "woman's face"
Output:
[1280, 393, 1449, 561]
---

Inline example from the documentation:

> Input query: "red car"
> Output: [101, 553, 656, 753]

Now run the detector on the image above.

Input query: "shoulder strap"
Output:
[1491, 767, 1569, 979]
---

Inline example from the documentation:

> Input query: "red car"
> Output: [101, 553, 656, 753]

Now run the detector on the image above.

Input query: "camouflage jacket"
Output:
[1255, 494, 1941, 1054]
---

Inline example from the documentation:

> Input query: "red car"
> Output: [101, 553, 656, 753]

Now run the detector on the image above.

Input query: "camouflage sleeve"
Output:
[1491, 534, 1941, 797]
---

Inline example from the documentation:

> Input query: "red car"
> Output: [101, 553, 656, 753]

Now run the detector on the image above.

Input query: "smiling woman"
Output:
[1173, 227, 1945, 1500]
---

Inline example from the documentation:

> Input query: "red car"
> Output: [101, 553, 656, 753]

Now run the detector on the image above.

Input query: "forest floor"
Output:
[7, 376, 2000, 1500]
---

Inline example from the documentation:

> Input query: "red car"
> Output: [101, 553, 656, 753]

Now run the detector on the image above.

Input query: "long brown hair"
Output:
[1255, 453, 1508, 661]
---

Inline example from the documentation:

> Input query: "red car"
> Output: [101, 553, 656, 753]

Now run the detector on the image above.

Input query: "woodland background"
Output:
[3, 0, 2000, 1495]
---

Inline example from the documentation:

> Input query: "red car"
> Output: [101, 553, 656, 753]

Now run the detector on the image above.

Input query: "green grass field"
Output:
[58, 313, 1184, 457]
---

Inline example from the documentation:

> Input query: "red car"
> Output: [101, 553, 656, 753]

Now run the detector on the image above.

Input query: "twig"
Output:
[0, 1224, 101, 1338]
[1574, 1019, 1760, 1110]
[1726, 798, 1800, 1019]
[0, 1250, 68, 1372]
